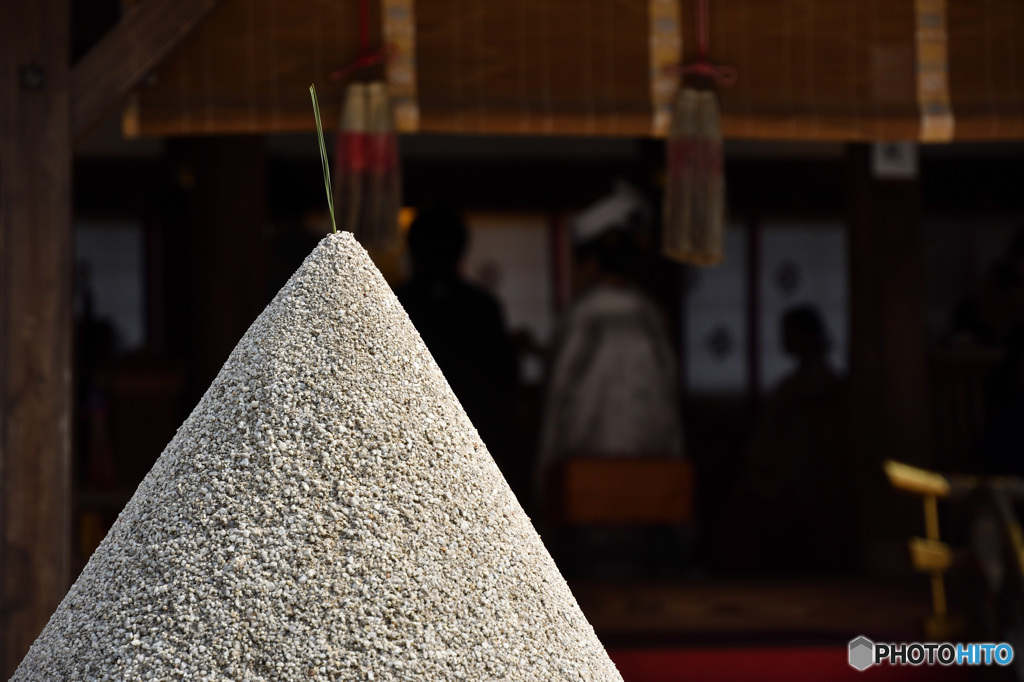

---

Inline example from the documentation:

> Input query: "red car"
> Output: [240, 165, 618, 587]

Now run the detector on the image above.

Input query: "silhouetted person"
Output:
[395, 207, 518, 484]
[74, 263, 120, 490]
[950, 259, 1023, 348]
[950, 224, 1024, 407]
[745, 306, 846, 485]
[972, 249, 1024, 476]
[717, 305, 852, 573]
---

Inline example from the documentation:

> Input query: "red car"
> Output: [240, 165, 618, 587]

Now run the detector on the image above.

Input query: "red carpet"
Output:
[608, 648, 985, 681]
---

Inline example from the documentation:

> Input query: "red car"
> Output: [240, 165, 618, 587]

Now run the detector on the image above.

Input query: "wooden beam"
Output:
[0, 0, 72, 676]
[70, 0, 224, 142]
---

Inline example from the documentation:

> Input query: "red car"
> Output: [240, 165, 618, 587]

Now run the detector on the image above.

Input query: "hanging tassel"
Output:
[662, 0, 736, 267]
[330, 0, 401, 251]
[663, 87, 725, 265]
[335, 82, 401, 250]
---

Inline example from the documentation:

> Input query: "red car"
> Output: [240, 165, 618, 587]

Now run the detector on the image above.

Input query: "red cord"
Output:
[665, 0, 737, 86]
[696, 0, 709, 59]
[329, 0, 395, 82]
[358, 0, 371, 55]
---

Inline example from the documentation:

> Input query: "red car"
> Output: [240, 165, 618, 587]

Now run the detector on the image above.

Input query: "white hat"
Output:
[570, 179, 650, 245]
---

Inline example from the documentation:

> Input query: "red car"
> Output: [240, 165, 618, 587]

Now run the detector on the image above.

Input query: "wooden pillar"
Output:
[847, 144, 932, 560]
[0, 0, 72, 675]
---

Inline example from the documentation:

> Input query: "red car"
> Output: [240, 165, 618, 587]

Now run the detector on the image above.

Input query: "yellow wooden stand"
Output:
[885, 460, 964, 639]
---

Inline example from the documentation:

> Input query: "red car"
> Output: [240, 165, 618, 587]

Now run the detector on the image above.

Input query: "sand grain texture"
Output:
[13, 233, 621, 681]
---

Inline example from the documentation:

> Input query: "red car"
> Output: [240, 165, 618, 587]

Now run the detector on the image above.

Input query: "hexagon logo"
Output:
[849, 636, 875, 671]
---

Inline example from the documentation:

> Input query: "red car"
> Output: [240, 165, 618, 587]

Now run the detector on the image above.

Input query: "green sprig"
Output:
[309, 84, 337, 234]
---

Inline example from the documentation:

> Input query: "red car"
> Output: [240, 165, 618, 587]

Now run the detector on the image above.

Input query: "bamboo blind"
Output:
[124, 0, 1024, 141]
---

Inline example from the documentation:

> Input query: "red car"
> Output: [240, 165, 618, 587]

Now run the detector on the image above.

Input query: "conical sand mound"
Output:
[14, 233, 621, 681]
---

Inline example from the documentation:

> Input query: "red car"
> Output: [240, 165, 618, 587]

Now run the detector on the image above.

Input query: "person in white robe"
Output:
[536, 181, 686, 503]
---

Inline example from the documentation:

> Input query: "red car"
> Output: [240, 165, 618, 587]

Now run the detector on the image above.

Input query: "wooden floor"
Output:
[571, 577, 935, 645]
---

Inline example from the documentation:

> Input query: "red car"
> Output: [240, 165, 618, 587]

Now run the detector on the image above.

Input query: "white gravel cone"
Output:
[13, 233, 621, 681]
